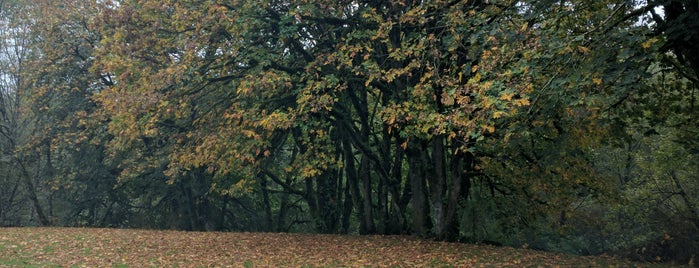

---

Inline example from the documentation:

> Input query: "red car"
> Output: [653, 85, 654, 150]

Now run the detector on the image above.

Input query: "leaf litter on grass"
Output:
[0, 227, 683, 267]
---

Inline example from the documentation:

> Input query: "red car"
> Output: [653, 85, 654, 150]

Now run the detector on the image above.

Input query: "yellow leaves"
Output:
[576, 46, 590, 54]
[364, 77, 372, 87]
[241, 130, 260, 140]
[236, 78, 254, 96]
[500, 92, 515, 101]
[301, 165, 321, 178]
[519, 22, 529, 32]
[592, 77, 603, 86]
[513, 98, 530, 107]
[258, 111, 293, 131]
[472, 72, 482, 83]
[220, 179, 254, 196]
[641, 37, 658, 49]
[481, 81, 493, 90]
[492, 111, 507, 119]
[400, 6, 427, 24]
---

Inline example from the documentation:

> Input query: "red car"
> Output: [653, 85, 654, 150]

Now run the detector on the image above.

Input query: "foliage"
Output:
[0, 0, 696, 264]
[0, 227, 670, 267]
[0, 0, 51, 226]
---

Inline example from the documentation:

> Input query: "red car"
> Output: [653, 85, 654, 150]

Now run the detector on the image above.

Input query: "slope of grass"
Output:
[0, 227, 681, 267]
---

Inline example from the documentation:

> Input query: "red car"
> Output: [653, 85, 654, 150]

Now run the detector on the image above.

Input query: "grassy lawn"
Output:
[0, 227, 682, 267]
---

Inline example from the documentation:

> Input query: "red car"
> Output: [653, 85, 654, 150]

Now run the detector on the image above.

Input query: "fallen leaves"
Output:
[0, 228, 665, 267]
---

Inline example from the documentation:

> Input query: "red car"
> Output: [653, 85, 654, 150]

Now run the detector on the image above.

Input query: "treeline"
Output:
[0, 0, 697, 264]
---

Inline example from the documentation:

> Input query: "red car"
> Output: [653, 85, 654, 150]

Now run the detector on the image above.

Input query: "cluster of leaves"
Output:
[0, 227, 669, 267]
[84, 0, 619, 238]
[0, 0, 697, 264]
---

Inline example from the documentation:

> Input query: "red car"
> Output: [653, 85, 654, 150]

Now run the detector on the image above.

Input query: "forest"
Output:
[0, 0, 697, 264]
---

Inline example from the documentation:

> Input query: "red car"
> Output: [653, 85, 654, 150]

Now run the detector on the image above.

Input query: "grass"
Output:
[0, 227, 686, 267]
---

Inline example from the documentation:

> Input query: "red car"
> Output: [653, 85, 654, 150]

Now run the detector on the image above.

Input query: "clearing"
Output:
[0, 227, 677, 267]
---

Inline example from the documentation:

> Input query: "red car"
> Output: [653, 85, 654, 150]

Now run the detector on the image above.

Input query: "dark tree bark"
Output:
[430, 136, 447, 238]
[344, 138, 368, 234]
[359, 155, 376, 234]
[260, 176, 274, 231]
[407, 141, 430, 236]
[442, 150, 473, 241]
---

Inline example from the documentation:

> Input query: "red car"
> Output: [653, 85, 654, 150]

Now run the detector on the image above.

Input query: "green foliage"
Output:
[0, 0, 697, 264]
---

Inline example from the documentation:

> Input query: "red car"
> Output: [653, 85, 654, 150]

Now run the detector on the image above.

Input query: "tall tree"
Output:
[21, 0, 124, 227]
[0, 0, 50, 226]
[92, 0, 544, 238]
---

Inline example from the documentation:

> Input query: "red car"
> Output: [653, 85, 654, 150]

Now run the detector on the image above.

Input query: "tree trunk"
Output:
[341, 176, 352, 233]
[442, 150, 473, 241]
[377, 167, 388, 234]
[16, 158, 50, 226]
[387, 139, 407, 234]
[304, 177, 320, 230]
[670, 170, 699, 230]
[344, 139, 368, 234]
[276, 189, 290, 232]
[316, 171, 340, 233]
[430, 137, 447, 238]
[407, 141, 430, 236]
[260, 176, 274, 231]
[359, 155, 375, 234]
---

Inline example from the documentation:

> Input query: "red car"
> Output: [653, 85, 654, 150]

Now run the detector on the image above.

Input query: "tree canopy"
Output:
[0, 0, 696, 263]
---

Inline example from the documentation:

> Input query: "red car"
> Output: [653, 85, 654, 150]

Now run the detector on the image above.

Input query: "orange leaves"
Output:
[641, 37, 658, 49]
[0, 228, 651, 267]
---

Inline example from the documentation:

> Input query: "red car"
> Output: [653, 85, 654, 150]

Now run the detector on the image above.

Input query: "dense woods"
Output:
[0, 0, 697, 264]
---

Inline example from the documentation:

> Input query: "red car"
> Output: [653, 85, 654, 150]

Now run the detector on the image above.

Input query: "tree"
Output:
[6, 0, 692, 262]
[0, 0, 50, 226]
[20, 0, 127, 227]
[91, 0, 543, 239]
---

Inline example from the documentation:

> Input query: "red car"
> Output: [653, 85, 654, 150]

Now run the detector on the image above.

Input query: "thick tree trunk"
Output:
[276, 190, 289, 232]
[376, 126, 391, 234]
[343, 139, 368, 234]
[316, 171, 340, 233]
[407, 141, 430, 236]
[387, 140, 407, 234]
[442, 150, 473, 241]
[180, 182, 197, 231]
[359, 155, 376, 234]
[304, 178, 320, 231]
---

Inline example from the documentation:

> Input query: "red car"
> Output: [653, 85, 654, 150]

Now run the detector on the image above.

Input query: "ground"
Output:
[0, 227, 680, 267]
